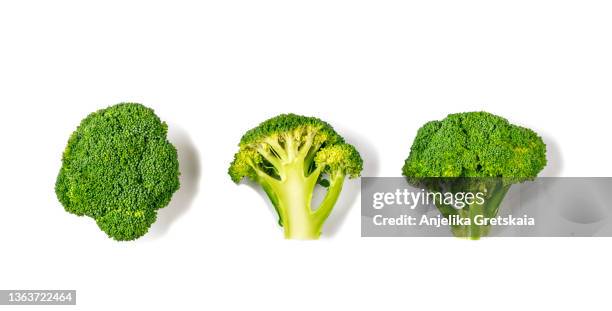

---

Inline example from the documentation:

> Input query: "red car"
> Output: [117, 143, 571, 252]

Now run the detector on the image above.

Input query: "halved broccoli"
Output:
[55, 103, 180, 241]
[402, 111, 547, 239]
[229, 114, 363, 240]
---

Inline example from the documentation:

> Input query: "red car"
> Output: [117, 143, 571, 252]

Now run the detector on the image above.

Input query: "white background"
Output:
[0, 1, 611, 310]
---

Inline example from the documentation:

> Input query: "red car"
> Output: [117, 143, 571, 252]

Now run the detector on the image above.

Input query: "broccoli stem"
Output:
[437, 181, 511, 240]
[265, 163, 345, 240]
[452, 203, 488, 239]
[277, 164, 318, 239]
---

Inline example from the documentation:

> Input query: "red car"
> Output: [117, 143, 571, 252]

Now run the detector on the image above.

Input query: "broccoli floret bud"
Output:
[229, 149, 262, 183]
[402, 111, 547, 239]
[55, 103, 180, 241]
[315, 143, 363, 179]
[96, 209, 157, 242]
[228, 114, 363, 239]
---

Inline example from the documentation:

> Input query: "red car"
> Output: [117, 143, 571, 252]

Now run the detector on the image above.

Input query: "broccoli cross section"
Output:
[229, 114, 363, 240]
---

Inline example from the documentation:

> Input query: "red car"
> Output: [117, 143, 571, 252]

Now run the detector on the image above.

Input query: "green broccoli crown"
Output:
[55, 103, 180, 241]
[402, 111, 547, 183]
[238, 113, 344, 147]
[229, 113, 362, 183]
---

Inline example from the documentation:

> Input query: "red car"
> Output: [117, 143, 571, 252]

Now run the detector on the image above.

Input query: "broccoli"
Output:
[402, 111, 547, 239]
[55, 103, 180, 241]
[229, 114, 363, 240]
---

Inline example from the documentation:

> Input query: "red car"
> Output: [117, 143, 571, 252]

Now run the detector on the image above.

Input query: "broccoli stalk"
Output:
[229, 114, 362, 240]
[403, 112, 547, 239]
[429, 178, 511, 239]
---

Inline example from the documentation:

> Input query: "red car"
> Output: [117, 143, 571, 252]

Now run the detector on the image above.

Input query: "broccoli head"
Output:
[55, 103, 180, 241]
[402, 111, 546, 239]
[229, 114, 363, 240]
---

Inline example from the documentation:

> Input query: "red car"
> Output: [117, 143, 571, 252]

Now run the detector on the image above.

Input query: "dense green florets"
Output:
[229, 113, 361, 183]
[238, 113, 343, 146]
[55, 103, 180, 241]
[228, 149, 262, 183]
[402, 111, 547, 183]
[315, 144, 363, 178]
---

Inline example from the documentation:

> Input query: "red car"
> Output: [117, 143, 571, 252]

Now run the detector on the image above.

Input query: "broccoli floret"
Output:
[402, 111, 546, 239]
[229, 114, 363, 240]
[55, 103, 180, 241]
